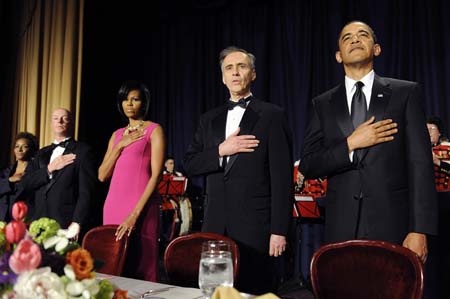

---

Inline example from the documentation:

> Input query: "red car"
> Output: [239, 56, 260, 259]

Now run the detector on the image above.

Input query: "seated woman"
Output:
[0, 132, 38, 221]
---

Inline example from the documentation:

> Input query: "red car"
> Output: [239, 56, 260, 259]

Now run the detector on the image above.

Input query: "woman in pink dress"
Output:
[98, 81, 165, 281]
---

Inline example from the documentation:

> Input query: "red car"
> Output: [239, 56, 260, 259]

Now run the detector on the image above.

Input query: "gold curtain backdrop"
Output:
[13, 0, 84, 150]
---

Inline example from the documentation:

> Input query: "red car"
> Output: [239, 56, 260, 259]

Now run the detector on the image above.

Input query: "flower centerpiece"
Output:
[0, 201, 128, 299]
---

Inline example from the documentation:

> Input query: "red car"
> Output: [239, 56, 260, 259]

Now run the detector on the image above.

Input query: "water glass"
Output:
[198, 241, 233, 299]
[201, 240, 232, 253]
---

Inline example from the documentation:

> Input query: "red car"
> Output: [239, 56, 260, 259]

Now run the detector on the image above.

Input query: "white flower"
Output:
[43, 223, 80, 252]
[64, 265, 100, 299]
[13, 267, 67, 299]
[64, 265, 77, 281]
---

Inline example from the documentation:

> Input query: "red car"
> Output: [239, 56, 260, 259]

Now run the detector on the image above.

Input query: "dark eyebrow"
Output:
[340, 33, 351, 41]
[358, 29, 370, 35]
[340, 29, 371, 41]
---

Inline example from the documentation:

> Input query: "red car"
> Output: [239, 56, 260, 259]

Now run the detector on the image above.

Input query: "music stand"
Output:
[293, 195, 321, 218]
[158, 174, 188, 197]
[158, 175, 188, 243]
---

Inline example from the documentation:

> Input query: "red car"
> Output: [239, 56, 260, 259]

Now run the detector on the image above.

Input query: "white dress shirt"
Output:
[220, 95, 252, 165]
[49, 137, 71, 178]
[49, 137, 71, 163]
[345, 70, 374, 114]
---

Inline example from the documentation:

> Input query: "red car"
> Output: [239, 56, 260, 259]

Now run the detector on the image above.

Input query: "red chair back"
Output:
[82, 225, 129, 276]
[310, 240, 423, 299]
[164, 232, 239, 287]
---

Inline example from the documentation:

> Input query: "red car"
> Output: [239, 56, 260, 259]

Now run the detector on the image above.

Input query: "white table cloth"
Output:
[97, 273, 203, 299]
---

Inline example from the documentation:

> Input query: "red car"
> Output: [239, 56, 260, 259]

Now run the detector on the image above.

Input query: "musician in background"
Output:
[292, 160, 325, 285]
[426, 115, 450, 299]
[160, 156, 189, 246]
[294, 160, 327, 197]
[163, 157, 183, 177]
[427, 116, 450, 166]
[294, 161, 305, 194]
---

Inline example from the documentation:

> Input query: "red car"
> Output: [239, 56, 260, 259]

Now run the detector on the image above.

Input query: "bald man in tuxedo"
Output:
[22, 108, 97, 237]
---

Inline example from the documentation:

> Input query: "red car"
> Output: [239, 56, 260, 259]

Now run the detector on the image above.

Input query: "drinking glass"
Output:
[198, 241, 234, 299]
[201, 240, 231, 253]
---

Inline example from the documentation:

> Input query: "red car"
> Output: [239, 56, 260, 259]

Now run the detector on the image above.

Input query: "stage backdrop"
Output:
[80, 0, 450, 174]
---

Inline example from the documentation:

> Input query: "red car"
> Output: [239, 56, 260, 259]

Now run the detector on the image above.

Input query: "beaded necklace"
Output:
[123, 120, 144, 135]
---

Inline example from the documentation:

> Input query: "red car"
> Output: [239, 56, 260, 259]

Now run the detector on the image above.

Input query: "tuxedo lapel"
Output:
[359, 76, 391, 161]
[368, 75, 391, 121]
[224, 98, 260, 176]
[211, 107, 228, 147]
[62, 139, 76, 155]
[39, 146, 53, 168]
[332, 84, 354, 137]
[238, 98, 260, 135]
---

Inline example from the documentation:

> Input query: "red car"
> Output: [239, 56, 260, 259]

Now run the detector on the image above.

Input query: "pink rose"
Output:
[12, 201, 28, 221]
[5, 220, 27, 243]
[9, 239, 42, 274]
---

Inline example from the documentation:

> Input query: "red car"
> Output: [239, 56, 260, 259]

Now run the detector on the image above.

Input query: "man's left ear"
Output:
[374, 44, 381, 57]
[251, 69, 256, 81]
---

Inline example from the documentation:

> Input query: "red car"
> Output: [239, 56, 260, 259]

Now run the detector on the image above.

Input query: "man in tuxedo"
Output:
[184, 46, 293, 294]
[163, 157, 183, 177]
[22, 108, 97, 237]
[300, 21, 437, 263]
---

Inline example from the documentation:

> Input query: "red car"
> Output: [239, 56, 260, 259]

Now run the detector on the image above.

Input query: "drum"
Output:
[160, 196, 192, 243]
[177, 197, 192, 236]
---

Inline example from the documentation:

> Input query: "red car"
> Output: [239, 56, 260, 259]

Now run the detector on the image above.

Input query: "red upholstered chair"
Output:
[310, 240, 424, 299]
[82, 225, 129, 276]
[164, 232, 240, 287]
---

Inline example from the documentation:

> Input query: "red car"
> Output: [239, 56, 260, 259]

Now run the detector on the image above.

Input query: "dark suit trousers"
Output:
[234, 240, 276, 295]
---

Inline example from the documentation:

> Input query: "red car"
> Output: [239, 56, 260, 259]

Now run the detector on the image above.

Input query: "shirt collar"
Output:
[53, 137, 71, 145]
[229, 93, 252, 102]
[345, 70, 375, 92]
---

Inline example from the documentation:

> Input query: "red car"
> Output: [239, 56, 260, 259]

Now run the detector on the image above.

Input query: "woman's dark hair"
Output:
[15, 132, 39, 160]
[116, 80, 151, 120]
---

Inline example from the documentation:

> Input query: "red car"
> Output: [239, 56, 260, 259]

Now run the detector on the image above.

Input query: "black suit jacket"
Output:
[22, 139, 97, 229]
[300, 75, 438, 244]
[184, 97, 293, 253]
[0, 163, 23, 221]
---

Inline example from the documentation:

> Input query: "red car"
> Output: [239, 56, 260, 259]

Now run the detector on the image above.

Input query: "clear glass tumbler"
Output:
[198, 240, 233, 299]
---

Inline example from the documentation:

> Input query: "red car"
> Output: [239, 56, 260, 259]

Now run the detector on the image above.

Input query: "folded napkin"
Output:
[212, 286, 280, 299]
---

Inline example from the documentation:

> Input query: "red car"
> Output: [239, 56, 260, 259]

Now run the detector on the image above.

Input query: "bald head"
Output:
[51, 108, 73, 140]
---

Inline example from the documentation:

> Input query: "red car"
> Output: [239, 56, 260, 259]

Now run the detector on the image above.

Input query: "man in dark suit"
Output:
[300, 21, 437, 263]
[22, 108, 97, 238]
[184, 46, 293, 294]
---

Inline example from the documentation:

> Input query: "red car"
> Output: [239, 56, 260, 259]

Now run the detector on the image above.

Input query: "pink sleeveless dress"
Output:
[103, 123, 160, 282]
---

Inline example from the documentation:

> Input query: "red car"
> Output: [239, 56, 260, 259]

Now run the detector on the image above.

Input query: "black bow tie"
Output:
[228, 98, 249, 110]
[53, 139, 70, 149]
